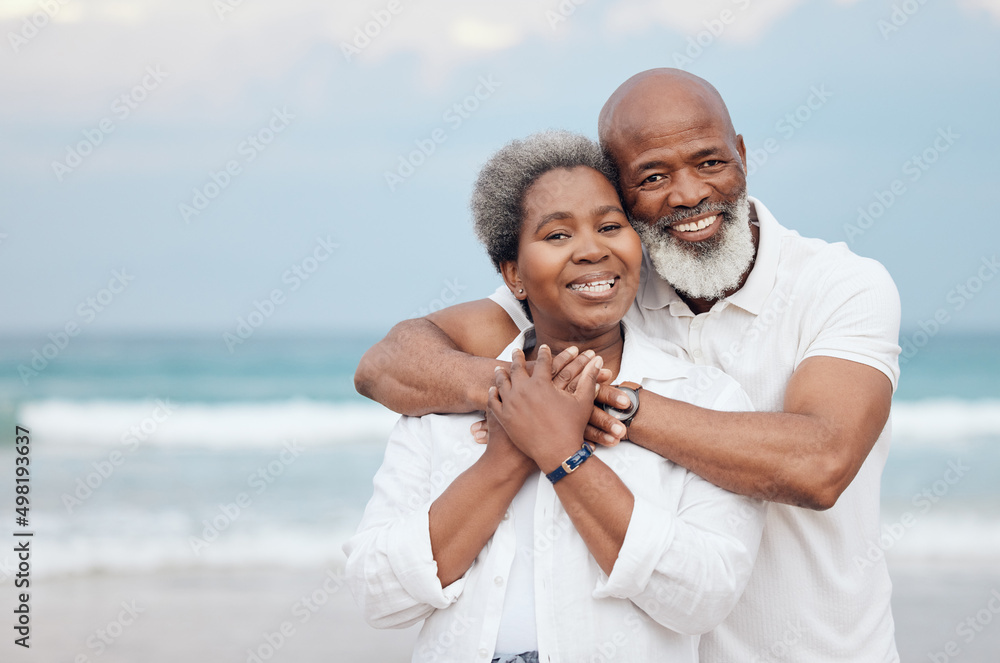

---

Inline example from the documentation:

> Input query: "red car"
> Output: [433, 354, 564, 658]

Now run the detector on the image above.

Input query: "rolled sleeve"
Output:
[386, 507, 466, 607]
[608, 485, 766, 635]
[594, 495, 676, 599]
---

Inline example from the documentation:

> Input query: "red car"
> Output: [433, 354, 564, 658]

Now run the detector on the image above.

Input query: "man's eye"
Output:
[702, 160, 723, 167]
[642, 174, 664, 184]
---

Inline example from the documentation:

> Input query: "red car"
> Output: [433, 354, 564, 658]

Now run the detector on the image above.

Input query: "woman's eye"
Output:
[546, 232, 569, 241]
[600, 223, 622, 233]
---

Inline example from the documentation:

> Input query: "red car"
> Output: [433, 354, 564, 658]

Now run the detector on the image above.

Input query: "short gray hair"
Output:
[471, 130, 616, 272]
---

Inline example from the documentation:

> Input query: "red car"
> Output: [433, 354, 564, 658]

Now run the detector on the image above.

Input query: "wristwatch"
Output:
[603, 381, 642, 428]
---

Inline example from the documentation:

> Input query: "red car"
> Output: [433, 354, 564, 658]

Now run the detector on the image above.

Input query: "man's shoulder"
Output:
[773, 224, 896, 298]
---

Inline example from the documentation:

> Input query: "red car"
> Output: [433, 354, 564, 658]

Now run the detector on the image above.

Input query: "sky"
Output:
[1, 0, 999, 339]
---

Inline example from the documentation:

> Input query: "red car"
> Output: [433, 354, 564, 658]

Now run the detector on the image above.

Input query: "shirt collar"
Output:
[500, 321, 686, 385]
[637, 196, 783, 317]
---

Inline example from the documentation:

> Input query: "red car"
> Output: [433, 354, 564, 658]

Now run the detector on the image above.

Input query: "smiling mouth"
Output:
[672, 214, 719, 233]
[568, 278, 617, 293]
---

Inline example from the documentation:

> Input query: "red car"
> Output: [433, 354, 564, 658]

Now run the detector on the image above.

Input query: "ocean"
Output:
[1, 332, 998, 581]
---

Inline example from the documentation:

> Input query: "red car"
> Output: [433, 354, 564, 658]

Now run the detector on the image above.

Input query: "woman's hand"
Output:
[470, 345, 611, 443]
[488, 345, 603, 473]
[481, 407, 537, 477]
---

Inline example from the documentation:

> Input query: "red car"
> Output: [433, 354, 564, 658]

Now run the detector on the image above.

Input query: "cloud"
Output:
[959, 0, 1000, 21]
[601, 0, 860, 44]
[2, 0, 992, 124]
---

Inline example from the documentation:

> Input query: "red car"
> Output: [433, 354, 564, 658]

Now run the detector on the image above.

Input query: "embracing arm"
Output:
[354, 298, 520, 415]
[617, 357, 892, 510]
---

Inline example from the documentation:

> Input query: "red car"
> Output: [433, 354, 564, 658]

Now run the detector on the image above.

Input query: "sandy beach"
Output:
[4, 564, 998, 662]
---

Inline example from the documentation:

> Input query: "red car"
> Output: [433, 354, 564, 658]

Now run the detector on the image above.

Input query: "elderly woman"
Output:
[344, 131, 766, 663]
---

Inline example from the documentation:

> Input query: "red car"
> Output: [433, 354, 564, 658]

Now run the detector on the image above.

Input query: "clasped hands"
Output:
[476, 345, 633, 475]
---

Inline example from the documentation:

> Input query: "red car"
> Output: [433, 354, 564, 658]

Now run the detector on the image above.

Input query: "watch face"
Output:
[604, 387, 639, 421]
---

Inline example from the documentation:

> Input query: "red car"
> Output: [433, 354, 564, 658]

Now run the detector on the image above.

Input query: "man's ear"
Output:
[500, 261, 525, 301]
[735, 133, 747, 174]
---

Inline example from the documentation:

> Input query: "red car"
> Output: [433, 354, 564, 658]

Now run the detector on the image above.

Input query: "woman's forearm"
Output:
[428, 452, 535, 586]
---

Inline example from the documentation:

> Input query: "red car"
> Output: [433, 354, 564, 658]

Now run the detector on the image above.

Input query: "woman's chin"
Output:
[548, 310, 627, 339]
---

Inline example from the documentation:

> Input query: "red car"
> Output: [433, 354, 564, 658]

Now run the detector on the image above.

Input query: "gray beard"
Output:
[632, 190, 755, 301]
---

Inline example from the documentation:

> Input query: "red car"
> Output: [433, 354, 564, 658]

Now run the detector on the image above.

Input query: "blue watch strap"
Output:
[546, 442, 596, 484]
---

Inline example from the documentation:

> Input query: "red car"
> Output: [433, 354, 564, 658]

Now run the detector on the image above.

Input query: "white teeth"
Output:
[673, 215, 717, 232]
[569, 279, 615, 293]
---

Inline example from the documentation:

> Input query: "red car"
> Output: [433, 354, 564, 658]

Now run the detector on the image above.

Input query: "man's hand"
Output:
[487, 346, 602, 473]
[585, 384, 634, 447]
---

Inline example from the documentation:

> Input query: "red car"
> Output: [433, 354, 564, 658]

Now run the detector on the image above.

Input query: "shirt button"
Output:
[502, 510, 510, 521]
[479, 648, 489, 658]
[494, 576, 504, 586]
[692, 349, 703, 360]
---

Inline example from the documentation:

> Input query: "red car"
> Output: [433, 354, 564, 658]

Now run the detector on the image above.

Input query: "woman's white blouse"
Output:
[344, 323, 767, 663]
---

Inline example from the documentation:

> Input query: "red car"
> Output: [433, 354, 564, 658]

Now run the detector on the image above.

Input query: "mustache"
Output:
[652, 199, 737, 229]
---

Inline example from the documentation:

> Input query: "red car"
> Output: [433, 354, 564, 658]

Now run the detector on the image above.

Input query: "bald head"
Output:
[598, 68, 739, 161]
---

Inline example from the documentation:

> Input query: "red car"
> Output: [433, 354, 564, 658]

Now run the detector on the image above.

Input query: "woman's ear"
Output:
[500, 261, 525, 300]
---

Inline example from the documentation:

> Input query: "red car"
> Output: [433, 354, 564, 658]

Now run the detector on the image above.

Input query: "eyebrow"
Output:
[533, 205, 626, 234]
[634, 147, 725, 174]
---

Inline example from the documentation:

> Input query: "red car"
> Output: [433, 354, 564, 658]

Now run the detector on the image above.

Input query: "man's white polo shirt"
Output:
[490, 197, 902, 662]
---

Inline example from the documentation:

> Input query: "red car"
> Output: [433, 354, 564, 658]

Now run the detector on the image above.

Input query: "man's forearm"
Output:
[628, 394, 848, 510]
[355, 318, 503, 415]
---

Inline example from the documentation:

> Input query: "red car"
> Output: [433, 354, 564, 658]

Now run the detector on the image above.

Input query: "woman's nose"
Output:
[573, 231, 609, 263]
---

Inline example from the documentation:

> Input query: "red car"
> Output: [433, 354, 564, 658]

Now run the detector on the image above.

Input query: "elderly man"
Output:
[355, 69, 901, 662]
